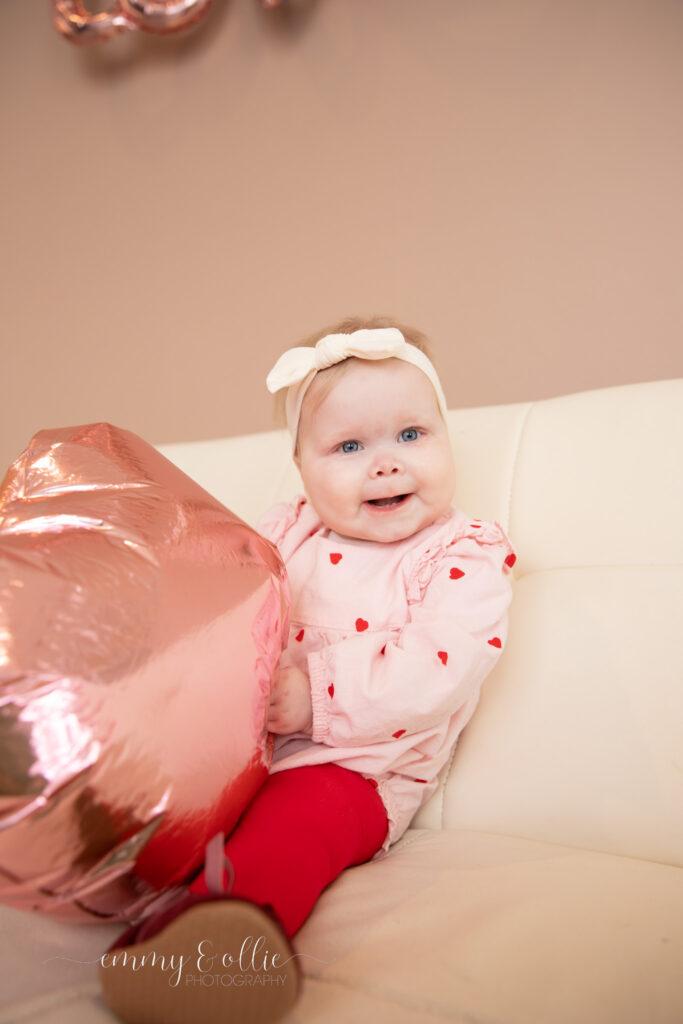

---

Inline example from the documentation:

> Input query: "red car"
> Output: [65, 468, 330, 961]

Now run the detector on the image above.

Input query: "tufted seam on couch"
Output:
[436, 743, 459, 831]
[504, 399, 535, 571]
[379, 828, 427, 860]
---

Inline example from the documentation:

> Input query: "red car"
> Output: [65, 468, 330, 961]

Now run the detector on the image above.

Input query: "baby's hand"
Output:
[267, 665, 313, 736]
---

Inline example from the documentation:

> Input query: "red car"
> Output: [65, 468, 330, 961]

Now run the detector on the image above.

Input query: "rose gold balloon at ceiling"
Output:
[0, 423, 288, 922]
[52, 0, 216, 44]
[53, 0, 288, 46]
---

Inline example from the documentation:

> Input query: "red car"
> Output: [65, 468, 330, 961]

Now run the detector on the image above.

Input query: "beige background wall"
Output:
[1, 0, 682, 476]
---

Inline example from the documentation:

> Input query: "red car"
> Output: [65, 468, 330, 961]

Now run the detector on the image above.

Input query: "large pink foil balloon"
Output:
[52, 0, 215, 44]
[0, 423, 288, 922]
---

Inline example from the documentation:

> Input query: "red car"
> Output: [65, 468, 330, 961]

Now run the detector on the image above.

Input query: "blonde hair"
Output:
[272, 315, 437, 457]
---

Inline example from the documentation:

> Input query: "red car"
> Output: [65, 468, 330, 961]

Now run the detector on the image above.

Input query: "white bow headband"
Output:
[266, 327, 449, 451]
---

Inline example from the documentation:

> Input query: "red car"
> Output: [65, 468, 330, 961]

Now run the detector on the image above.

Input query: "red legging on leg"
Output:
[189, 763, 388, 938]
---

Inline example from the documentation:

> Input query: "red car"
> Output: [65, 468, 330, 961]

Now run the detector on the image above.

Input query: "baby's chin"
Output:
[328, 503, 452, 544]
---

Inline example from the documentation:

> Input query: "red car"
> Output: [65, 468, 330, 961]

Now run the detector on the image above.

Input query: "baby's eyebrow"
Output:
[331, 413, 427, 437]
[312, 429, 360, 451]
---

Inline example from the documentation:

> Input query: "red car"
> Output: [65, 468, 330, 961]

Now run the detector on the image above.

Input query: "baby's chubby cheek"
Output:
[437, 446, 457, 497]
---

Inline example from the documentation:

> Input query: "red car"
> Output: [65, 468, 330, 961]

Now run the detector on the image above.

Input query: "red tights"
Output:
[189, 763, 388, 938]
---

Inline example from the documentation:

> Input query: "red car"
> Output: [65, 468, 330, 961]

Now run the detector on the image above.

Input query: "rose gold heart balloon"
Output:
[52, 0, 215, 44]
[0, 423, 288, 922]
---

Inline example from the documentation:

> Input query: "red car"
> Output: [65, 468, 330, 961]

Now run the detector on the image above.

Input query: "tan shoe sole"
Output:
[99, 900, 299, 1024]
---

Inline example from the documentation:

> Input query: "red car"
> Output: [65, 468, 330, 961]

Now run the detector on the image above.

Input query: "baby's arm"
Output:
[307, 535, 514, 747]
[257, 498, 316, 734]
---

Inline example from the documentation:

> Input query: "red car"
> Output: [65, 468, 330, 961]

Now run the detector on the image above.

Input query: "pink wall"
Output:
[1, 0, 682, 473]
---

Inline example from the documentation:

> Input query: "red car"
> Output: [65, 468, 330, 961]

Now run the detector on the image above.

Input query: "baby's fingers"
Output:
[267, 710, 289, 734]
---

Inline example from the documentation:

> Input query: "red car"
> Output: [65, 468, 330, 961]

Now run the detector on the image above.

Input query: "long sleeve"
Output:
[307, 528, 515, 747]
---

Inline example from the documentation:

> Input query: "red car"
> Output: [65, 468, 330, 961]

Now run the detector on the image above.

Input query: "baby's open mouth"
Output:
[366, 494, 410, 507]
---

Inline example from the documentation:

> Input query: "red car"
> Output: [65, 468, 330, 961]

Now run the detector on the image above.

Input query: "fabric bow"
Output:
[266, 328, 406, 394]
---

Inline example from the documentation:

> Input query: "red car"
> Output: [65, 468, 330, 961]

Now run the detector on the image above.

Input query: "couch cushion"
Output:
[2, 830, 680, 1024]
[505, 378, 683, 571]
[291, 829, 683, 1024]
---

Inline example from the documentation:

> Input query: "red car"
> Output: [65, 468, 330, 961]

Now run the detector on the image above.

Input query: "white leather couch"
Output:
[1, 377, 681, 1024]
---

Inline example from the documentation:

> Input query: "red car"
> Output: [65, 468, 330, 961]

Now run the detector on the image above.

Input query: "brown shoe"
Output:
[99, 896, 299, 1024]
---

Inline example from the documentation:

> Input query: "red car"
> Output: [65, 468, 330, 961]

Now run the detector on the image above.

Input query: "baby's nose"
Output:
[370, 454, 403, 477]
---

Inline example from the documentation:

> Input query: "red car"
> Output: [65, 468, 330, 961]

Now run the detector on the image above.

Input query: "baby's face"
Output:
[295, 359, 456, 543]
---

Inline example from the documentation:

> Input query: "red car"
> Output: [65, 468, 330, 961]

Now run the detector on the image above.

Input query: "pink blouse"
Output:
[257, 496, 515, 855]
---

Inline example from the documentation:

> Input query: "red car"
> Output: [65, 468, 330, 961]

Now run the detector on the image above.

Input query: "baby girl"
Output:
[100, 316, 516, 1024]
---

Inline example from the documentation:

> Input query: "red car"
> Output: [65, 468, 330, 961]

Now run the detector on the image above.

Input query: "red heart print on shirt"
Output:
[393, 729, 406, 738]
[356, 618, 369, 632]
[330, 553, 342, 565]
[295, 629, 304, 642]
[504, 553, 517, 569]
[449, 567, 465, 580]
[438, 651, 448, 665]
[488, 637, 502, 648]
[328, 684, 335, 698]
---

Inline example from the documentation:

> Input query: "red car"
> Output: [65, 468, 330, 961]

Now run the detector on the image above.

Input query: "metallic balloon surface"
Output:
[0, 424, 288, 922]
[52, 0, 288, 45]
[53, 0, 215, 44]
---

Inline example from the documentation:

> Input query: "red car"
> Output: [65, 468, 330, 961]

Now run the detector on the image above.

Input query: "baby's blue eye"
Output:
[340, 440, 360, 453]
[399, 428, 420, 443]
